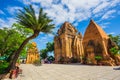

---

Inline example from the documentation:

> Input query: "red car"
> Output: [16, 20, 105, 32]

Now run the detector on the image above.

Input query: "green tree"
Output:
[6, 5, 54, 72]
[12, 23, 33, 37]
[0, 27, 26, 57]
[46, 42, 54, 52]
[40, 49, 48, 59]
[0, 23, 32, 61]
[0, 26, 30, 74]
[110, 47, 120, 55]
[109, 34, 120, 49]
[40, 42, 54, 59]
[47, 56, 55, 62]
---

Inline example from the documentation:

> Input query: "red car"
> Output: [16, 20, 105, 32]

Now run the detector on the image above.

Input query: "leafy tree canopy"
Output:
[40, 49, 48, 59]
[0, 23, 32, 59]
[40, 42, 54, 59]
[109, 34, 120, 49]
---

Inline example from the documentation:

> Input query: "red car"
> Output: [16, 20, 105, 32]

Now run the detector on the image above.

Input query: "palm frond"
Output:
[16, 5, 55, 34]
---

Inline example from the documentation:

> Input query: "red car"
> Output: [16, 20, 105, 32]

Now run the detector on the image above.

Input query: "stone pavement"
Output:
[5, 64, 120, 80]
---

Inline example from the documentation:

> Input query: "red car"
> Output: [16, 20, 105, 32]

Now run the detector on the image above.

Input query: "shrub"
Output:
[70, 57, 78, 63]
[110, 47, 119, 55]
[33, 59, 41, 66]
[47, 56, 55, 62]
[0, 61, 9, 74]
[58, 56, 64, 64]
[95, 56, 102, 61]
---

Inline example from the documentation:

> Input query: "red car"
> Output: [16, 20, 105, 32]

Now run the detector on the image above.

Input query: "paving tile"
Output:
[13, 64, 120, 80]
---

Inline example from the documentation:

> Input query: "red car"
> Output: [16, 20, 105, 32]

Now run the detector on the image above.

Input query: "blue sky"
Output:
[0, 0, 120, 51]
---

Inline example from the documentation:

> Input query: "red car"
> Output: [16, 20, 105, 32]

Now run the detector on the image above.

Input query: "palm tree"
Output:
[6, 5, 55, 72]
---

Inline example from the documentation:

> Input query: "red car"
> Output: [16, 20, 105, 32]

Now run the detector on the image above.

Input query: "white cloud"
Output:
[6, 6, 22, 15]
[73, 22, 79, 27]
[48, 34, 54, 38]
[103, 22, 110, 25]
[99, 22, 110, 29]
[18, 0, 120, 40]
[101, 10, 116, 20]
[0, 18, 16, 28]
[7, 18, 16, 26]
[108, 32, 115, 35]
[17, 0, 31, 5]
[7, 0, 119, 49]
[62, 0, 100, 11]
[93, 0, 120, 18]
[0, 10, 5, 15]
[2, 0, 119, 30]
[35, 34, 54, 49]
[0, 18, 4, 23]
[0, 18, 9, 28]
[93, 1, 110, 14]
[101, 25, 108, 29]
[110, 0, 120, 7]
[42, 1, 93, 26]
[32, 4, 39, 12]
[21, 0, 119, 27]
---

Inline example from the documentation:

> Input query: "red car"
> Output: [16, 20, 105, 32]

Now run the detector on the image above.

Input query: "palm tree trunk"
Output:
[5, 31, 39, 73]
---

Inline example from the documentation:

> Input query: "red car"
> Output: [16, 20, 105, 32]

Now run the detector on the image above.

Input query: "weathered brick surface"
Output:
[83, 20, 118, 66]
[54, 20, 120, 66]
[26, 42, 40, 64]
[54, 22, 84, 63]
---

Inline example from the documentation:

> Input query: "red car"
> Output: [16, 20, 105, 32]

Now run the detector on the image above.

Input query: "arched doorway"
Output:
[85, 40, 96, 64]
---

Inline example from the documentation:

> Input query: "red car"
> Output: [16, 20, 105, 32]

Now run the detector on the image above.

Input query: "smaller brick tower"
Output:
[26, 42, 40, 64]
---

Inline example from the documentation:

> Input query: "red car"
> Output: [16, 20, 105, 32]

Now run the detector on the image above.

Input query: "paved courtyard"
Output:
[10, 64, 120, 80]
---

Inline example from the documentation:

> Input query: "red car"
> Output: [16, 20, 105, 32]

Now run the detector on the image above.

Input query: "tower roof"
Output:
[90, 20, 109, 38]
[57, 22, 77, 35]
[83, 20, 109, 40]
[31, 42, 37, 47]
[62, 22, 77, 31]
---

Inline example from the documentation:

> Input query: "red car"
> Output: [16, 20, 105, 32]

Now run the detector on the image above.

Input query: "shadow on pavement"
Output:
[113, 67, 120, 70]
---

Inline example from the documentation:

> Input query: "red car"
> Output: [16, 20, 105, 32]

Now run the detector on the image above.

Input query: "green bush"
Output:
[59, 56, 64, 62]
[70, 57, 78, 63]
[47, 56, 55, 62]
[0, 61, 9, 74]
[95, 56, 102, 61]
[33, 59, 41, 66]
[110, 47, 119, 55]
[17, 59, 21, 64]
